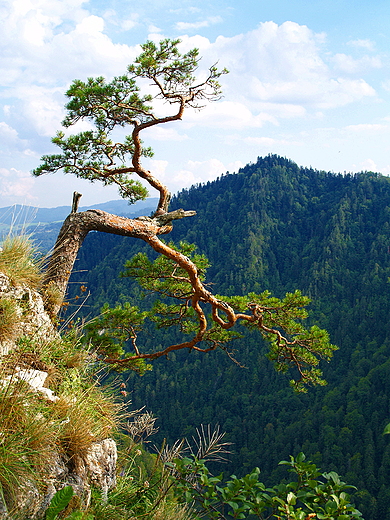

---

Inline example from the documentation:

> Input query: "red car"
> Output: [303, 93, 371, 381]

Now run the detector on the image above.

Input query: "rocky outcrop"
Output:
[0, 271, 57, 355]
[1, 367, 59, 401]
[0, 272, 118, 519]
[1, 439, 118, 519]
[77, 438, 117, 498]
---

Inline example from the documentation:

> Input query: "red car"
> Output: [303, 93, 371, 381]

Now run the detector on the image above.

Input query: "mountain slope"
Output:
[66, 155, 390, 519]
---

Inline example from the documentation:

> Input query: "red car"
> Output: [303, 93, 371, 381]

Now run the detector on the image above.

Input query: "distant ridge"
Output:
[0, 198, 159, 226]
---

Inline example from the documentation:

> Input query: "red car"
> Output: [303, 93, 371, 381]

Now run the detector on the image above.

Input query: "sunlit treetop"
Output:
[33, 39, 228, 210]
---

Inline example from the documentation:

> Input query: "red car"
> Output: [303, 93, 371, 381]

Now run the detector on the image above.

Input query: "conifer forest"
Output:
[65, 154, 390, 519]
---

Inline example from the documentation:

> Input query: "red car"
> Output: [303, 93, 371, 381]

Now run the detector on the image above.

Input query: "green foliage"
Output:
[45, 486, 74, 520]
[129, 39, 200, 95]
[84, 302, 152, 374]
[32, 69, 153, 201]
[170, 452, 362, 519]
[122, 241, 210, 297]
[128, 39, 227, 103]
[224, 290, 337, 391]
[64, 511, 94, 520]
[33, 38, 227, 203]
[82, 238, 334, 388]
[120, 241, 336, 389]
[64, 154, 390, 518]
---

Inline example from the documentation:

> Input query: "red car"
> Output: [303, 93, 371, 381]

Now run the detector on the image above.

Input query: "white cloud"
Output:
[175, 16, 223, 32]
[121, 19, 138, 31]
[0, 122, 33, 154]
[379, 165, 390, 176]
[350, 158, 380, 172]
[8, 86, 65, 137]
[0, 2, 141, 141]
[347, 39, 376, 51]
[1, 0, 88, 54]
[145, 158, 243, 192]
[180, 21, 377, 121]
[184, 101, 278, 128]
[41, 16, 138, 80]
[0, 167, 36, 201]
[145, 159, 169, 183]
[244, 136, 302, 147]
[0, 4, 139, 86]
[254, 102, 306, 119]
[1, 12, 379, 144]
[0, 5, 385, 207]
[214, 21, 328, 81]
[147, 24, 162, 34]
[172, 159, 243, 187]
[317, 78, 376, 109]
[0, 122, 22, 144]
[169, 7, 201, 15]
[381, 80, 390, 92]
[331, 53, 382, 74]
[145, 126, 189, 141]
[344, 123, 388, 133]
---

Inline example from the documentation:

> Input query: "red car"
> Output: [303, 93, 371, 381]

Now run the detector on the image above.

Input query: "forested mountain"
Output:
[67, 155, 390, 519]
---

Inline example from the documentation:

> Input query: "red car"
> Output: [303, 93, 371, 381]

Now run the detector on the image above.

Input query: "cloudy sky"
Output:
[1, 0, 390, 208]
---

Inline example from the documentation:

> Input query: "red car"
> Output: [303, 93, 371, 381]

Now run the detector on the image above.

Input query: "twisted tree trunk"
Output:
[43, 193, 195, 316]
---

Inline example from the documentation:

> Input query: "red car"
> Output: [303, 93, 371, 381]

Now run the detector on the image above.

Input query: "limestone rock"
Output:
[1, 367, 59, 401]
[4, 439, 118, 519]
[0, 272, 57, 355]
[78, 438, 118, 497]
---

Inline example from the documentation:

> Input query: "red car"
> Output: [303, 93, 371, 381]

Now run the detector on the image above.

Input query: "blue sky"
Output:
[1, 0, 390, 208]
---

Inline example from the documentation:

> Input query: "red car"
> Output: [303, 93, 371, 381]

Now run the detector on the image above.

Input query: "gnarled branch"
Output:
[43, 195, 197, 316]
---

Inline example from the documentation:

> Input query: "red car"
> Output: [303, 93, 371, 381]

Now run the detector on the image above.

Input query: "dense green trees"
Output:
[66, 155, 390, 519]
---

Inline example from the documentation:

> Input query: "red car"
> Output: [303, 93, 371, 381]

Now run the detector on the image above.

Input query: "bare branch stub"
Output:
[71, 191, 82, 213]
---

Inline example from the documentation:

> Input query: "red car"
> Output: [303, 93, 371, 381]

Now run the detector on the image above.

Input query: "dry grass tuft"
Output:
[0, 374, 57, 506]
[0, 298, 20, 343]
[54, 383, 125, 459]
[0, 236, 43, 289]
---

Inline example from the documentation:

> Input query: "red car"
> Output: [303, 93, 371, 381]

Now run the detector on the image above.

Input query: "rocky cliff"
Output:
[0, 239, 119, 519]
